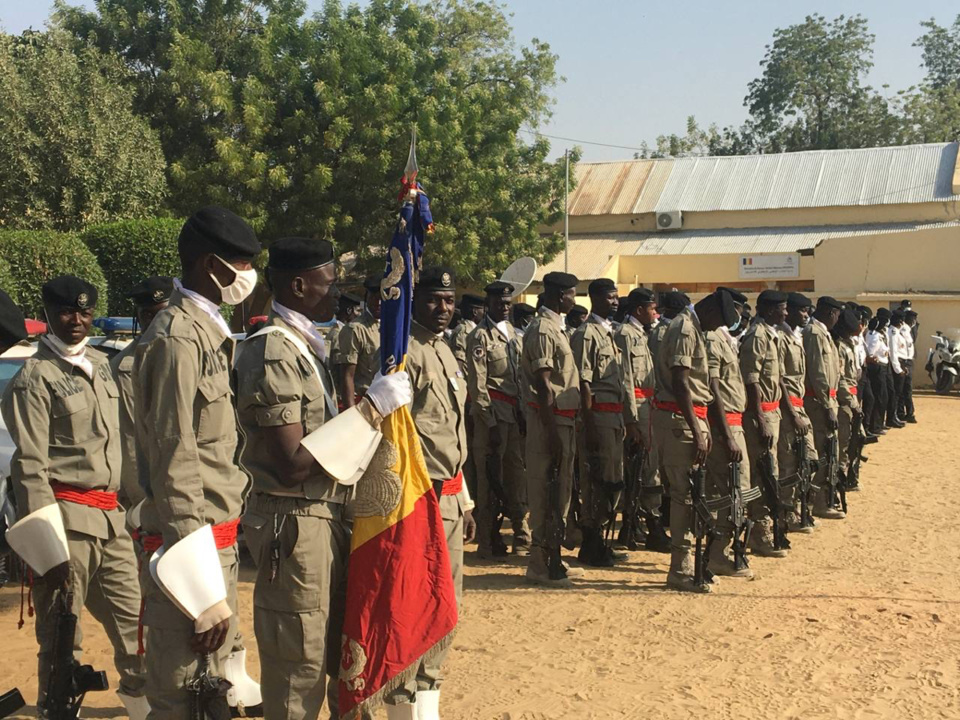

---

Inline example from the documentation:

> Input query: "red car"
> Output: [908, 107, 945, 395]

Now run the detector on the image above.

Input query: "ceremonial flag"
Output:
[338, 131, 458, 719]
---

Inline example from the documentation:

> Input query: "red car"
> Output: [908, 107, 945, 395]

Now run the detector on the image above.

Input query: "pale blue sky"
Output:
[2, 0, 957, 161]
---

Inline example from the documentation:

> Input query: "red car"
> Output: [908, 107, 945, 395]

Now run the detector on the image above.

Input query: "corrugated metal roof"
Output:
[534, 221, 960, 279]
[567, 160, 655, 215]
[654, 143, 960, 212]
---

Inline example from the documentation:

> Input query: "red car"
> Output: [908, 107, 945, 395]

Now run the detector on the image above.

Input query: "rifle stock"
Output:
[728, 462, 752, 570]
[43, 590, 108, 720]
[826, 434, 847, 514]
[688, 465, 715, 589]
[546, 461, 566, 581]
[758, 450, 790, 550]
[795, 433, 816, 529]
[0, 689, 24, 719]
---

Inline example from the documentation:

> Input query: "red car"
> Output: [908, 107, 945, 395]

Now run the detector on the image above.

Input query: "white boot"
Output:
[386, 701, 419, 720]
[222, 648, 263, 716]
[416, 690, 440, 720]
[117, 692, 150, 720]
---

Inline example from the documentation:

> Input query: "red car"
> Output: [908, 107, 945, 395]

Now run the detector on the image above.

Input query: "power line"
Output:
[519, 128, 647, 152]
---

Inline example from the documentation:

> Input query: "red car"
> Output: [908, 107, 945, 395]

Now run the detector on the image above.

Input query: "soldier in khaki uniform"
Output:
[340, 275, 382, 408]
[615, 287, 669, 552]
[520, 271, 582, 587]
[653, 289, 738, 594]
[777, 293, 817, 530]
[2, 276, 147, 717]
[466, 281, 530, 558]
[385, 266, 476, 720]
[739, 289, 789, 558]
[704, 318, 754, 578]
[110, 276, 173, 512]
[133, 207, 261, 718]
[648, 291, 689, 362]
[326, 292, 361, 402]
[802, 296, 845, 520]
[834, 309, 863, 484]
[571, 278, 635, 567]
[449, 293, 484, 374]
[564, 304, 587, 338]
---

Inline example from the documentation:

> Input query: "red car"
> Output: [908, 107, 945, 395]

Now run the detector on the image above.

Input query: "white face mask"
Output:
[210, 255, 258, 306]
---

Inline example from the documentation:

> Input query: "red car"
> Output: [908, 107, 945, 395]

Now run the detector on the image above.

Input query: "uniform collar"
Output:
[39, 335, 95, 379]
[539, 306, 561, 324]
[627, 315, 648, 334]
[271, 301, 327, 361]
[588, 313, 614, 333]
[174, 280, 231, 339]
[412, 320, 444, 344]
[481, 314, 513, 340]
[363, 308, 380, 325]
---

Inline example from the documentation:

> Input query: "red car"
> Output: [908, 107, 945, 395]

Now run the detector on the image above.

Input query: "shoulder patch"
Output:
[473, 345, 485, 359]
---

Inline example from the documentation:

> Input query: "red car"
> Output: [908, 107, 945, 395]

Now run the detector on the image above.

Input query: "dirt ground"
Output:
[2, 394, 958, 719]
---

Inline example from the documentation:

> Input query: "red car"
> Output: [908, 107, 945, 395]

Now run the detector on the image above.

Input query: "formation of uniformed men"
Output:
[0, 200, 923, 718]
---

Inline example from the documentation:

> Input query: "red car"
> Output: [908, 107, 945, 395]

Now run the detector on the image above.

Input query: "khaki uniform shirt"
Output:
[326, 321, 344, 398]
[2, 342, 124, 539]
[466, 316, 520, 428]
[339, 310, 380, 397]
[802, 319, 840, 411]
[739, 319, 782, 405]
[448, 320, 476, 374]
[520, 307, 581, 427]
[779, 324, 806, 402]
[407, 322, 468, 491]
[571, 316, 626, 429]
[837, 337, 861, 412]
[110, 337, 146, 509]
[654, 308, 713, 407]
[133, 289, 248, 547]
[647, 320, 671, 366]
[615, 319, 654, 425]
[236, 314, 347, 504]
[706, 330, 746, 413]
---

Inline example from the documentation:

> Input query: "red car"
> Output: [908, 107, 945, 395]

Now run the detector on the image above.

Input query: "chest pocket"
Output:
[413, 372, 450, 428]
[51, 390, 92, 445]
[486, 344, 509, 377]
[196, 372, 232, 443]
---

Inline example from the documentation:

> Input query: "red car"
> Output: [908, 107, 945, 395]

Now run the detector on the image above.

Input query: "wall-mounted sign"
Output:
[739, 254, 800, 279]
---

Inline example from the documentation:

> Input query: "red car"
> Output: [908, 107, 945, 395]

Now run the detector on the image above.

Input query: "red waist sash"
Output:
[134, 518, 241, 555]
[527, 402, 577, 419]
[634, 387, 654, 399]
[804, 388, 838, 399]
[488, 389, 518, 406]
[654, 400, 708, 420]
[760, 401, 779, 413]
[590, 402, 623, 413]
[51, 481, 118, 511]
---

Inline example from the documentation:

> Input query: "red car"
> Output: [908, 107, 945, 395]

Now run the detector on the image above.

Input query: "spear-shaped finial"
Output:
[403, 126, 418, 184]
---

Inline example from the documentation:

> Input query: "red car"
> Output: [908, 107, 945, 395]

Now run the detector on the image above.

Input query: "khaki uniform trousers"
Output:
[578, 424, 624, 530]
[473, 419, 529, 552]
[637, 402, 663, 514]
[32, 527, 145, 704]
[705, 425, 751, 554]
[778, 407, 819, 513]
[743, 409, 781, 523]
[805, 400, 836, 512]
[386, 493, 463, 705]
[242, 494, 350, 720]
[653, 409, 709, 560]
[524, 409, 576, 576]
[838, 406, 855, 476]
[141, 545, 239, 720]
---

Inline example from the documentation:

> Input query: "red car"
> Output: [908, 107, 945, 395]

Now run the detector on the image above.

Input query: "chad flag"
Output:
[338, 144, 458, 719]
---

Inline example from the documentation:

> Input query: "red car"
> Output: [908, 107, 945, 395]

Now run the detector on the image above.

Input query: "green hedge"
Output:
[80, 218, 183, 316]
[0, 230, 108, 319]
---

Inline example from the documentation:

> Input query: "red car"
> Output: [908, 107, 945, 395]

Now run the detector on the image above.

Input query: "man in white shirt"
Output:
[887, 310, 909, 426]
[900, 310, 918, 423]
[864, 312, 890, 434]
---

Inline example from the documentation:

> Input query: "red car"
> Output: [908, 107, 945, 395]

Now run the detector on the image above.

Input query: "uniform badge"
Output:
[77, 293, 89, 309]
[152, 289, 165, 302]
[441, 272, 451, 288]
[473, 345, 485, 359]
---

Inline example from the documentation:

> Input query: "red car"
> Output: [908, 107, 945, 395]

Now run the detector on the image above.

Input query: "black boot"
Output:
[577, 528, 615, 567]
[644, 515, 671, 553]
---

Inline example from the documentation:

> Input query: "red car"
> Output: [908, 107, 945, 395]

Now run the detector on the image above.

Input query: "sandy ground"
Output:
[2, 394, 959, 719]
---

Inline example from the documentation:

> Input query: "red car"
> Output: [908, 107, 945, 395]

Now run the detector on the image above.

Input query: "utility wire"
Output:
[519, 128, 647, 152]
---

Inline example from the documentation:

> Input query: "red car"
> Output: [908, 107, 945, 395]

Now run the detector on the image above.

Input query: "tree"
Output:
[56, 0, 574, 283]
[0, 30, 167, 231]
[896, 16, 960, 144]
[914, 15, 960, 90]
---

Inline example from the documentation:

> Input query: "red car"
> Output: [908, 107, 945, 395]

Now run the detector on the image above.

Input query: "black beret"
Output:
[0, 288, 26, 346]
[628, 287, 655, 304]
[891, 310, 905, 323]
[757, 289, 787, 305]
[787, 292, 810, 308]
[339, 292, 361, 307]
[363, 274, 382, 293]
[836, 308, 860, 334]
[418, 266, 456, 292]
[484, 281, 514, 297]
[905, 310, 918, 319]
[817, 296, 845, 311]
[588, 278, 617, 296]
[569, 304, 588, 315]
[42, 275, 97, 310]
[857, 306, 872, 321]
[875, 307, 891, 318]
[901, 299, 912, 308]
[714, 288, 741, 328]
[543, 271, 578, 290]
[460, 293, 484, 309]
[127, 276, 174, 308]
[178, 206, 260, 259]
[268, 237, 334, 272]
[716, 286, 748, 304]
[513, 302, 535, 316]
[659, 291, 690, 311]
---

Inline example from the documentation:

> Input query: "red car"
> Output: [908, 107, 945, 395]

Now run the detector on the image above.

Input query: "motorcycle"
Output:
[926, 331, 960, 395]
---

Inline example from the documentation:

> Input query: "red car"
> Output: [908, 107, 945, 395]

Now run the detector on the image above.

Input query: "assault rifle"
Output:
[545, 460, 567, 581]
[688, 465, 715, 590]
[757, 450, 791, 550]
[619, 443, 649, 551]
[825, 434, 847, 514]
[188, 654, 232, 720]
[794, 433, 816, 529]
[0, 689, 24, 718]
[728, 462, 754, 571]
[843, 413, 876, 491]
[43, 591, 108, 720]
[484, 450, 510, 556]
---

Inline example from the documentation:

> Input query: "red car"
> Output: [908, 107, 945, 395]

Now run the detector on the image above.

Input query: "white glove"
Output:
[365, 370, 413, 417]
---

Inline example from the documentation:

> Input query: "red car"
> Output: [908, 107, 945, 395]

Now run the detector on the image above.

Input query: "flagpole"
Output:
[564, 148, 569, 273]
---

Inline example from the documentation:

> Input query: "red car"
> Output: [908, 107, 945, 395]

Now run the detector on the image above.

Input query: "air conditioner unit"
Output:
[656, 210, 683, 231]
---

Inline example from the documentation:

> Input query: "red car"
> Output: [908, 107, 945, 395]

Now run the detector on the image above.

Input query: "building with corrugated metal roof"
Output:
[530, 141, 960, 385]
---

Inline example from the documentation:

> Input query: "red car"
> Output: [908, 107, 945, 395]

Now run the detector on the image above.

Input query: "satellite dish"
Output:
[500, 257, 537, 299]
